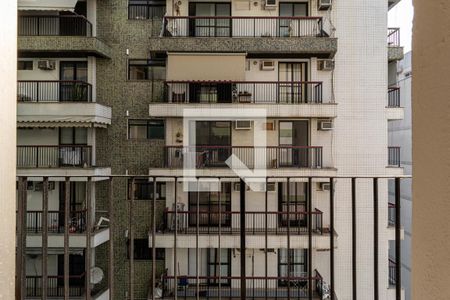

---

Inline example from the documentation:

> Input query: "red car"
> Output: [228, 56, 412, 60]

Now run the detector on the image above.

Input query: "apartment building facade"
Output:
[15, 0, 405, 299]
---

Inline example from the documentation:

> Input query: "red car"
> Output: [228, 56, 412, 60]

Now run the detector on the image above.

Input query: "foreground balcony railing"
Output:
[164, 81, 324, 104]
[162, 270, 324, 299]
[26, 210, 86, 234]
[17, 145, 92, 168]
[26, 273, 85, 297]
[389, 259, 397, 286]
[163, 16, 324, 37]
[388, 146, 401, 167]
[163, 209, 324, 235]
[18, 80, 93, 102]
[388, 87, 401, 107]
[165, 146, 323, 169]
[18, 15, 92, 37]
[388, 28, 400, 47]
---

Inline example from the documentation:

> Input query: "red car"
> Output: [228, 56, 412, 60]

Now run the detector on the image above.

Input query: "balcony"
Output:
[149, 16, 337, 57]
[17, 145, 92, 168]
[26, 273, 85, 298]
[162, 270, 325, 299]
[388, 146, 401, 167]
[17, 80, 111, 127]
[388, 28, 404, 62]
[149, 81, 337, 118]
[18, 15, 112, 58]
[26, 210, 87, 234]
[386, 86, 403, 120]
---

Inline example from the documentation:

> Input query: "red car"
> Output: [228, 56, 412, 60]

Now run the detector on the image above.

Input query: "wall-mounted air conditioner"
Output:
[38, 60, 56, 70]
[234, 120, 252, 130]
[318, 182, 331, 191]
[318, 0, 332, 10]
[318, 59, 335, 71]
[265, 0, 277, 10]
[318, 120, 333, 131]
[260, 60, 275, 71]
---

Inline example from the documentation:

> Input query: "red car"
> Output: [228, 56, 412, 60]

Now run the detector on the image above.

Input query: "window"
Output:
[188, 183, 231, 226]
[18, 61, 33, 70]
[278, 249, 307, 286]
[127, 239, 165, 260]
[128, 179, 166, 200]
[278, 182, 307, 227]
[59, 128, 88, 145]
[207, 249, 231, 286]
[128, 119, 165, 139]
[128, 0, 166, 19]
[128, 59, 165, 80]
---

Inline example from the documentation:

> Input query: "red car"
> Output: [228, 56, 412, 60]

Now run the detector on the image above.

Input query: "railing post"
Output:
[329, 178, 335, 300]
[395, 177, 401, 300]
[373, 178, 379, 300]
[240, 179, 246, 300]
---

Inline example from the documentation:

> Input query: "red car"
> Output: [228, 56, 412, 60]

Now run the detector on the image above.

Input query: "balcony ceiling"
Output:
[18, 0, 78, 11]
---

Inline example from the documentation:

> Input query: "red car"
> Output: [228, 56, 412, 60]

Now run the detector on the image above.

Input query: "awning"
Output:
[18, 0, 78, 11]
[167, 53, 246, 81]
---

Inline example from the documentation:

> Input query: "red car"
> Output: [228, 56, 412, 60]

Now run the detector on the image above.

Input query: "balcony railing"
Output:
[26, 273, 86, 297]
[163, 209, 324, 235]
[388, 203, 396, 226]
[162, 16, 324, 37]
[388, 87, 400, 107]
[388, 146, 401, 167]
[388, 28, 400, 47]
[388, 259, 396, 286]
[18, 15, 92, 37]
[17, 145, 92, 168]
[18, 80, 93, 102]
[164, 81, 324, 104]
[162, 270, 324, 298]
[164, 146, 323, 169]
[26, 210, 87, 234]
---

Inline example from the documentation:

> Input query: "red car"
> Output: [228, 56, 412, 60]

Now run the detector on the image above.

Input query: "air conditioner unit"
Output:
[38, 60, 56, 71]
[318, 182, 331, 191]
[234, 120, 252, 130]
[260, 60, 275, 71]
[318, 0, 332, 10]
[318, 120, 333, 131]
[265, 0, 277, 9]
[318, 59, 335, 71]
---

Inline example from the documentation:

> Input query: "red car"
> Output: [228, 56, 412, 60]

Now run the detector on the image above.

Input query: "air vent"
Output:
[318, 59, 335, 71]
[260, 60, 275, 71]
[318, 120, 333, 131]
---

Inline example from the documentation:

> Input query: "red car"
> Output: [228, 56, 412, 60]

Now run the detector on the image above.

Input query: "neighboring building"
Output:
[15, 0, 405, 300]
[389, 51, 412, 300]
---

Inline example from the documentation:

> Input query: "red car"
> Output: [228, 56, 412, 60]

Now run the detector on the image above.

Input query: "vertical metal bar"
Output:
[42, 177, 49, 300]
[218, 180, 222, 300]
[308, 177, 312, 300]
[108, 177, 114, 300]
[351, 178, 357, 300]
[373, 178, 379, 300]
[196, 182, 200, 300]
[287, 179, 291, 300]
[85, 178, 92, 300]
[240, 179, 246, 300]
[264, 178, 268, 300]
[395, 178, 401, 300]
[329, 178, 334, 300]
[152, 177, 156, 300]
[129, 177, 135, 300]
[64, 177, 70, 300]
[174, 177, 178, 300]
[16, 177, 27, 300]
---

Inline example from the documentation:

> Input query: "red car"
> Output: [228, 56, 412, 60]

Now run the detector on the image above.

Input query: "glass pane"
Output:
[216, 4, 230, 16]
[279, 122, 293, 145]
[74, 128, 87, 144]
[150, 66, 166, 80]
[195, 3, 214, 16]
[293, 4, 307, 16]
[129, 125, 147, 139]
[148, 121, 165, 139]
[60, 128, 73, 144]
[129, 66, 147, 80]
[60, 64, 75, 81]
[75, 63, 88, 81]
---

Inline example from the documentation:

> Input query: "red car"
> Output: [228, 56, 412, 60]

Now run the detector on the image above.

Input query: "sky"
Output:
[388, 0, 414, 52]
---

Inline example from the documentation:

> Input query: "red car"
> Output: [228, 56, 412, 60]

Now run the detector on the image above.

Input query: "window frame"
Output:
[128, 179, 166, 200]
[128, 119, 165, 140]
[206, 248, 231, 286]
[127, 59, 166, 81]
[277, 249, 307, 286]
[127, 238, 165, 260]
[18, 60, 33, 71]
[128, 0, 166, 20]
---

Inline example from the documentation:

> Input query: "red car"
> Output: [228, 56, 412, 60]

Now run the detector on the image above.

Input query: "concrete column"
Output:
[87, 0, 97, 36]
[0, 0, 17, 299]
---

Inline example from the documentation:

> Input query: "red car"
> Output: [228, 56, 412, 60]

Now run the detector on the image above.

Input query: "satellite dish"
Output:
[90, 267, 104, 284]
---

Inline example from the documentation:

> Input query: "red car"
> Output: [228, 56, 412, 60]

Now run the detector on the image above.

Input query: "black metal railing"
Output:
[163, 209, 324, 235]
[388, 146, 401, 167]
[162, 271, 323, 298]
[162, 16, 324, 37]
[164, 145, 323, 169]
[25, 210, 87, 234]
[128, 2, 166, 19]
[17, 80, 93, 102]
[388, 28, 400, 47]
[164, 81, 324, 104]
[388, 259, 396, 286]
[17, 145, 92, 168]
[388, 87, 400, 107]
[18, 15, 92, 37]
[388, 203, 396, 226]
[25, 273, 86, 297]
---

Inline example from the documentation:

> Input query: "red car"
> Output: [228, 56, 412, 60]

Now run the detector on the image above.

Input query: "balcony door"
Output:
[279, 121, 309, 167]
[188, 3, 231, 37]
[279, 2, 308, 37]
[207, 249, 231, 286]
[59, 128, 88, 167]
[188, 182, 231, 228]
[57, 253, 85, 289]
[60, 61, 88, 101]
[278, 62, 307, 103]
[278, 249, 307, 287]
[195, 121, 231, 167]
[58, 182, 86, 232]
[278, 182, 307, 228]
